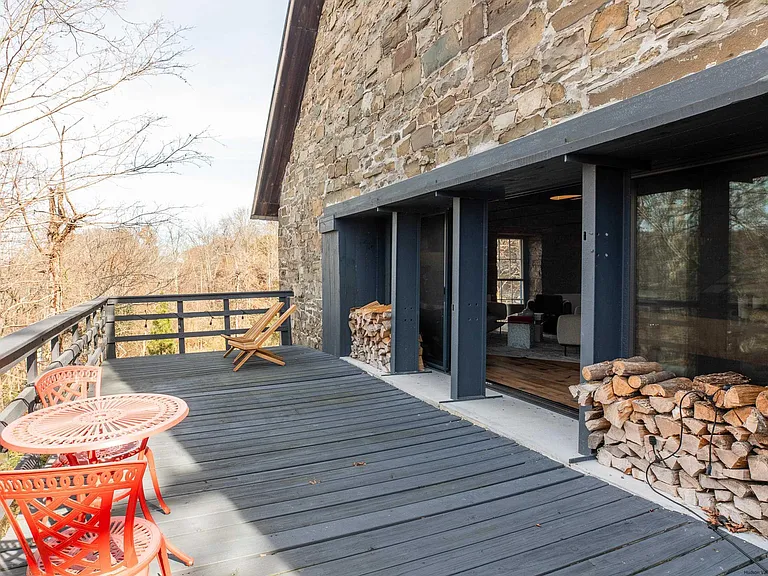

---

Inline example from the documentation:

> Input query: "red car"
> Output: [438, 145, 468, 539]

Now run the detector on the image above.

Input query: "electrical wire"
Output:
[641, 389, 768, 573]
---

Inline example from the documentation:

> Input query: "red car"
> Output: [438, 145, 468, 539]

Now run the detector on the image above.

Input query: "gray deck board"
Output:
[4, 346, 766, 575]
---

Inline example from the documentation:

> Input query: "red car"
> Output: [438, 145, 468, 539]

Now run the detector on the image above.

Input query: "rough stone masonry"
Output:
[277, 0, 768, 348]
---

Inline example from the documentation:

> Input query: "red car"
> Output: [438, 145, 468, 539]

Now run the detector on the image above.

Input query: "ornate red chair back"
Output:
[0, 461, 146, 576]
[35, 366, 102, 408]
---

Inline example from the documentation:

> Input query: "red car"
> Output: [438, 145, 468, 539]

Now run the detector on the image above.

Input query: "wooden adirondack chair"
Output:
[222, 301, 284, 358]
[231, 305, 297, 372]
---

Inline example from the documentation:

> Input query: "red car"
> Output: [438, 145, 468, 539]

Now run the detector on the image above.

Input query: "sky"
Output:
[88, 0, 290, 225]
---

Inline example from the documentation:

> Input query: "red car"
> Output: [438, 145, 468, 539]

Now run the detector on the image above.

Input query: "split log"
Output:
[623, 421, 649, 444]
[725, 426, 751, 442]
[631, 398, 656, 415]
[605, 425, 626, 443]
[723, 406, 755, 428]
[700, 475, 725, 490]
[698, 492, 716, 509]
[604, 399, 634, 428]
[712, 385, 767, 409]
[653, 480, 678, 498]
[679, 454, 706, 477]
[683, 418, 708, 436]
[734, 495, 762, 519]
[584, 409, 604, 422]
[715, 448, 748, 469]
[650, 464, 679, 485]
[628, 370, 676, 390]
[679, 470, 702, 490]
[571, 382, 602, 405]
[693, 401, 725, 423]
[756, 390, 768, 418]
[750, 484, 768, 502]
[722, 468, 752, 481]
[731, 441, 752, 458]
[709, 434, 735, 450]
[613, 360, 663, 376]
[720, 478, 752, 496]
[681, 434, 708, 454]
[748, 455, 768, 481]
[655, 415, 681, 438]
[640, 377, 694, 398]
[593, 378, 618, 405]
[585, 417, 610, 432]
[678, 487, 699, 506]
[587, 431, 605, 450]
[745, 409, 768, 435]
[649, 396, 676, 413]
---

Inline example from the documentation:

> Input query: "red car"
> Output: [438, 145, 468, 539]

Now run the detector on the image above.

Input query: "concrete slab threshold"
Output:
[343, 356, 768, 552]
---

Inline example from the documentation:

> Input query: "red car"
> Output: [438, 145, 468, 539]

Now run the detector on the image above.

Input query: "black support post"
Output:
[390, 212, 421, 374]
[580, 164, 629, 455]
[450, 197, 488, 400]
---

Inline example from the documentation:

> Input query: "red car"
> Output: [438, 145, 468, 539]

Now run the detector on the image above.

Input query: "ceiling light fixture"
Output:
[549, 194, 582, 201]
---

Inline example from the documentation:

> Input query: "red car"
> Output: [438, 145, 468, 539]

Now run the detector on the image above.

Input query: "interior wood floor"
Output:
[3, 347, 765, 575]
[486, 355, 580, 410]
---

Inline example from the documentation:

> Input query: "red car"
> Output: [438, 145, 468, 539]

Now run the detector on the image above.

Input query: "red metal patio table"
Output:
[0, 392, 194, 566]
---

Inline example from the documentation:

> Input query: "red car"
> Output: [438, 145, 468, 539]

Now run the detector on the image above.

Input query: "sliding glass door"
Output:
[634, 157, 768, 381]
[419, 213, 451, 371]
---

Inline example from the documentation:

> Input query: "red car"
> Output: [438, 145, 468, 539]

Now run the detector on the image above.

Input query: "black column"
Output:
[580, 164, 630, 454]
[321, 216, 389, 357]
[390, 212, 421, 374]
[450, 197, 488, 399]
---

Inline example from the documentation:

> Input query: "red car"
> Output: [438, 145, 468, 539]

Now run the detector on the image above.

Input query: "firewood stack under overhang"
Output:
[572, 360, 768, 537]
[349, 301, 424, 373]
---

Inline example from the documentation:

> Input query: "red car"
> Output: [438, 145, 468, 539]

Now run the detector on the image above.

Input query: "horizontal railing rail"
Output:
[105, 291, 294, 357]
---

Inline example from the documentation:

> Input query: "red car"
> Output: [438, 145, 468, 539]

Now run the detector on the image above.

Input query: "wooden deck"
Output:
[3, 346, 767, 574]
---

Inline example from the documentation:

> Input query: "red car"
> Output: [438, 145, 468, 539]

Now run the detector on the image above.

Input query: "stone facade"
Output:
[278, 0, 768, 348]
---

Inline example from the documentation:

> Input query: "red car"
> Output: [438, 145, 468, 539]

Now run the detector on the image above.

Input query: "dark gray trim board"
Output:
[320, 46, 768, 222]
[252, 0, 324, 219]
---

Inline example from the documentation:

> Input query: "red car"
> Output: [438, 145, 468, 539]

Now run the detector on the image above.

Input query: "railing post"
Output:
[26, 352, 38, 385]
[223, 298, 231, 334]
[50, 335, 60, 359]
[105, 301, 116, 360]
[177, 300, 186, 354]
[279, 296, 292, 346]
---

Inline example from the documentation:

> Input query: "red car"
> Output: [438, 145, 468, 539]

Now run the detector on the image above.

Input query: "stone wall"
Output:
[278, 0, 768, 348]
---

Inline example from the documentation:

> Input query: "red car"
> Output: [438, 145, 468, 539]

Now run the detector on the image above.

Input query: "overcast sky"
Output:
[89, 0, 290, 225]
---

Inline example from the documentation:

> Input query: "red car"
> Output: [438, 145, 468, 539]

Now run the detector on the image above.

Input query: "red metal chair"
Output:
[35, 366, 101, 407]
[0, 461, 171, 576]
[35, 367, 171, 515]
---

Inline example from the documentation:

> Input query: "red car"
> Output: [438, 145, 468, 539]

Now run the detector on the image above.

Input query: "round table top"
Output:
[0, 393, 188, 455]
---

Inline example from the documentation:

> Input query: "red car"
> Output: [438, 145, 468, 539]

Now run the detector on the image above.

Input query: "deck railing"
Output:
[0, 290, 293, 452]
[0, 297, 109, 435]
[106, 291, 293, 357]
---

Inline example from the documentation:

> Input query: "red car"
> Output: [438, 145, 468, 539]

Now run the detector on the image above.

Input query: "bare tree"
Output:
[0, 0, 209, 312]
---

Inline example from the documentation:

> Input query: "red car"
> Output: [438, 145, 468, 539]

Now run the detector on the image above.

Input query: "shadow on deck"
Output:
[4, 346, 767, 574]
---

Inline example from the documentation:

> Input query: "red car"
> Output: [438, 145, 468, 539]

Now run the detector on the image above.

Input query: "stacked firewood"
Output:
[348, 301, 424, 372]
[571, 359, 768, 536]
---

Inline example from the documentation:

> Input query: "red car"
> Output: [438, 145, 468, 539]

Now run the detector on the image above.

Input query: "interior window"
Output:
[496, 237, 524, 305]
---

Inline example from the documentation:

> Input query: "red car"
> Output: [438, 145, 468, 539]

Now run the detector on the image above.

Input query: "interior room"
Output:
[484, 188, 583, 413]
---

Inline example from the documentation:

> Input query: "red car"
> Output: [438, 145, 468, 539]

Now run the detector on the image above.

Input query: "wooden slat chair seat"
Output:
[221, 301, 284, 358]
[230, 305, 297, 372]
